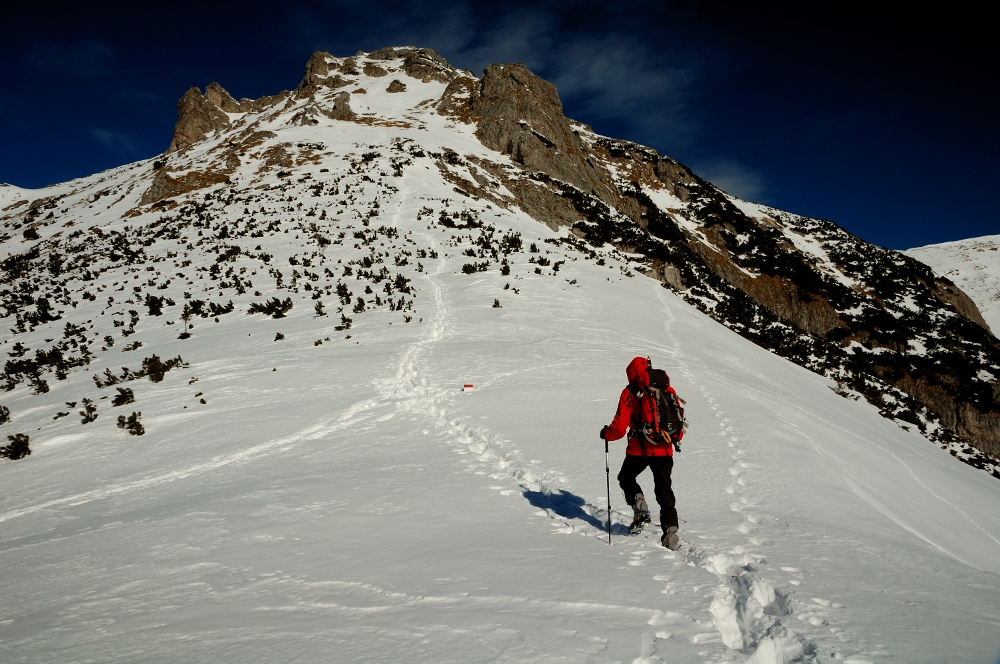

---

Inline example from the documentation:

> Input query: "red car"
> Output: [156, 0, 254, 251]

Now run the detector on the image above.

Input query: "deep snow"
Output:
[2, 52, 1000, 663]
[4, 226, 1000, 662]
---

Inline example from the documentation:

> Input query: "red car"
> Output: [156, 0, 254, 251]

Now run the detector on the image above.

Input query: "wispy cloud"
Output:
[25, 40, 117, 77]
[283, 2, 723, 158]
[90, 128, 141, 156]
[693, 157, 767, 201]
[116, 89, 161, 104]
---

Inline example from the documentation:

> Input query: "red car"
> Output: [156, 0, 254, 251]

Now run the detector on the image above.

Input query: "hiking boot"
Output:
[629, 510, 651, 534]
[661, 526, 679, 550]
[629, 493, 652, 534]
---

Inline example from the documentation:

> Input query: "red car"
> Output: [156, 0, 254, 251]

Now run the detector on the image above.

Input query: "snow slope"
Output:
[2, 51, 1000, 663]
[907, 234, 1000, 335]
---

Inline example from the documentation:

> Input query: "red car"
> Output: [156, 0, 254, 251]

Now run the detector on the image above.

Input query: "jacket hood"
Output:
[626, 356, 650, 387]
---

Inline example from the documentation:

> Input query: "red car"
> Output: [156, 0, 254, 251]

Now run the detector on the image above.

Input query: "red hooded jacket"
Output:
[604, 356, 682, 457]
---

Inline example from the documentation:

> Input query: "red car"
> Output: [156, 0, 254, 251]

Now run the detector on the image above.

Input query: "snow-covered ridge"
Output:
[906, 234, 1000, 335]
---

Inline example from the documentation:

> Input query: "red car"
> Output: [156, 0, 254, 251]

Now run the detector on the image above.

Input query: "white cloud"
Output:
[692, 157, 767, 201]
[90, 128, 140, 156]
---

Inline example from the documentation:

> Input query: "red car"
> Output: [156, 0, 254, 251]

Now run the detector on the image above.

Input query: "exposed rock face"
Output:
[436, 76, 478, 120]
[386, 79, 406, 93]
[166, 87, 232, 153]
[322, 92, 355, 120]
[402, 48, 454, 83]
[339, 57, 360, 75]
[165, 83, 288, 154]
[139, 169, 230, 205]
[363, 63, 388, 77]
[204, 82, 242, 113]
[471, 64, 617, 205]
[930, 279, 992, 334]
[298, 51, 334, 92]
[368, 47, 401, 60]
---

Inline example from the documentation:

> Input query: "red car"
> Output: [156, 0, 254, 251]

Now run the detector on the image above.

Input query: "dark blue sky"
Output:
[2, 1, 996, 250]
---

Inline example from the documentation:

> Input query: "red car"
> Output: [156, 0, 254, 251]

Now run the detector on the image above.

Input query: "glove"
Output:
[600, 425, 608, 440]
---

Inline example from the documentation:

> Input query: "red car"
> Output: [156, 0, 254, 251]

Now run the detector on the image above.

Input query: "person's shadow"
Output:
[523, 489, 631, 536]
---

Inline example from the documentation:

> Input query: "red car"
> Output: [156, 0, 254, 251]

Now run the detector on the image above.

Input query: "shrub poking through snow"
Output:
[112, 387, 135, 407]
[462, 262, 489, 274]
[145, 293, 175, 316]
[117, 412, 144, 436]
[247, 297, 293, 318]
[334, 314, 352, 331]
[1, 433, 30, 460]
[142, 355, 185, 383]
[92, 355, 186, 388]
[314, 301, 326, 317]
[274, 332, 285, 341]
[493, 299, 501, 308]
[79, 398, 98, 423]
[0, 405, 9, 425]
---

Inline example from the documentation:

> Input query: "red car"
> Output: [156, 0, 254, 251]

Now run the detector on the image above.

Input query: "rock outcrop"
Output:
[166, 84, 287, 153]
[471, 64, 617, 205]
[166, 87, 232, 153]
[297, 51, 335, 93]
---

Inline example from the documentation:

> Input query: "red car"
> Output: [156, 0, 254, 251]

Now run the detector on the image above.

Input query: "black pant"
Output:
[618, 453, 678, 530]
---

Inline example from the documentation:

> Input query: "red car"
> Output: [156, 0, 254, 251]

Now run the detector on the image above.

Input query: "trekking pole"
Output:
[605, 438, 612, 545]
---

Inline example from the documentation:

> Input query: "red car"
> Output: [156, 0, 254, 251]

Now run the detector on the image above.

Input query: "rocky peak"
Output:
[166, 82, 288, 154]
[166, 87, 232, 154]
[471, 64, 617, 205]
[296, 51, 340, 96]
[203, 82, 242, 113]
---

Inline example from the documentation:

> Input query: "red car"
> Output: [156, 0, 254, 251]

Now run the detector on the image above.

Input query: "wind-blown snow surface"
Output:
[2, 61, 1000, 662]
[907, 234, 1000, 335]
[3, 238, 1000, 662]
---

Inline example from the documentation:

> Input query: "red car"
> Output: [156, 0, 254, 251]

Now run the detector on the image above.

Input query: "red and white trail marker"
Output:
[462, 384, 475, 392]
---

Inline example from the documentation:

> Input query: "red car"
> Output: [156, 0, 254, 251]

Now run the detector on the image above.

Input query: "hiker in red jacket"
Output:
[600, 356, 685, 550]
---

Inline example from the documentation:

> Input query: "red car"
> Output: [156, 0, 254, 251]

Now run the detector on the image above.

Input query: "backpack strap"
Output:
[647, 386, 662, 434]
[626, 383, 651, 456]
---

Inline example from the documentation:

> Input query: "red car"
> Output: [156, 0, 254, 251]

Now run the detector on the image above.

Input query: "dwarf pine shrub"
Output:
[1, 433, 30, 460]
[247, 297, 293, 318]
[117, 412, 144, 436]
[112, 387, 135, 406]
[79, 398, 98, 423]
[334, 314, 353, 331]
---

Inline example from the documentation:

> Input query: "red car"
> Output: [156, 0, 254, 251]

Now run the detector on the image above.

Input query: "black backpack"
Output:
[629, 367, 687, 452]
